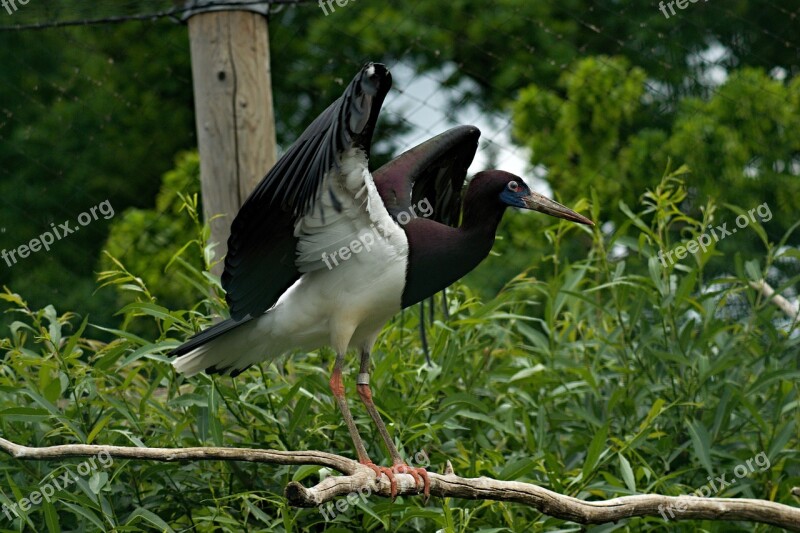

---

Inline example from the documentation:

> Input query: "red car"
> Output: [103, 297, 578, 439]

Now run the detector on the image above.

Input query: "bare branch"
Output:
[1, 437, 798, 530]
[751, 279, 799, 323]
[0, 437, 359, 474]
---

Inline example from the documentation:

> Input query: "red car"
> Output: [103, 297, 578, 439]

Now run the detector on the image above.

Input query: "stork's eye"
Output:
[507, 181, 520, 192]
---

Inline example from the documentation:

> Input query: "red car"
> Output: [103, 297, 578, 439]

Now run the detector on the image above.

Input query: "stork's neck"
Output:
[461, 194, 507, 233]
[400, 202, 508, 308]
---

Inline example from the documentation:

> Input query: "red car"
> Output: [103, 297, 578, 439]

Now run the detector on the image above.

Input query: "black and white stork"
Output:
[171, 62, 592, 498]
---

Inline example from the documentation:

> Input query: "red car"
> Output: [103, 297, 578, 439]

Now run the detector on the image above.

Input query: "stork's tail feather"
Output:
[171, 317, 250, 357]
[170, 316, 265, 377]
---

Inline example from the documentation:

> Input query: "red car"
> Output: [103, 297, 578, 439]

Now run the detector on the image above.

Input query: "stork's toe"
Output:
[392, 463, 429, 500]
[360, 460, 398, 498]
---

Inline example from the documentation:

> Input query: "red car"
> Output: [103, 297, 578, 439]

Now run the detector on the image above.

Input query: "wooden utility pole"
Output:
[185, 0, 278, 276]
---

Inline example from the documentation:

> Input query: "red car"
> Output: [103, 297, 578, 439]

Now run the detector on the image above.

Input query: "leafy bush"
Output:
[0, 167, 797, 531]
[512, 59, 800, 250]
[100, 151, 207, 324]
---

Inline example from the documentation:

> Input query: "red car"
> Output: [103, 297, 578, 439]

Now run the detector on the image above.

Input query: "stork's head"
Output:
[347, 62, 392, 155]
[466, 170, 593, 226]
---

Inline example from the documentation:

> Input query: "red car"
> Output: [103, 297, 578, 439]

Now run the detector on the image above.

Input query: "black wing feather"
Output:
[222, 63, 391, 321]
[373, 125, 480, 227]
[373, 125, 480, 367]
[170, 318, 243, 357]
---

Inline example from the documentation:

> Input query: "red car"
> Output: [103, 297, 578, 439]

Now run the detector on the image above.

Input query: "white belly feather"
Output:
[266, 147, 409, 353]
[173, 149, 409, 376]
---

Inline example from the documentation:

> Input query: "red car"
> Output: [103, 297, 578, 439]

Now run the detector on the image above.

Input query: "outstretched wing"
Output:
[222, 63, 392, 321]
[373, 125, 480, 364]
[373, 125, 480, 228]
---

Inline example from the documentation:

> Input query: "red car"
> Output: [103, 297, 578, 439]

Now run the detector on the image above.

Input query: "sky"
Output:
[380, 62, 551, 194]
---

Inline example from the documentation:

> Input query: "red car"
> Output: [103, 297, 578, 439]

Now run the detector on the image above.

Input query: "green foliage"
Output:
[0, 18, 196, 331]
[512, 59, 800, 259]
[288, 0, 799, 111]
[1, 172, 797, 531]
[512, 55, 648, 210]
[100, 151, 206, 322]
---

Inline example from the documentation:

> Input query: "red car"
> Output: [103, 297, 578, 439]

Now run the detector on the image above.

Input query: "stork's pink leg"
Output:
[356, 349, 430, 500]
[329, 351, 378, 474]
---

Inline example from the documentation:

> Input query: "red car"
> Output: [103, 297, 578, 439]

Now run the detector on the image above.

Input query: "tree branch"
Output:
[1, 437, 798, 530]
[751, 279, 799, 323]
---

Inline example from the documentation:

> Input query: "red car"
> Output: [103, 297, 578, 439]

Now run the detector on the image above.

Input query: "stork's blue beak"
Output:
[501, 183, 593, 225]
[523, 190, 594, 225]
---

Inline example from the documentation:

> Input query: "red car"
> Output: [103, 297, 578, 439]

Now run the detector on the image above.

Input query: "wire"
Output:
[0, 0, 313, 31]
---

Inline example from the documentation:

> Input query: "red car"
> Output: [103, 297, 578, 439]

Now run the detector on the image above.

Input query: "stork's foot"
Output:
[359, 460, 381, 479]
[391, 463, 430, 501]
[359, 460, 398, 494]
[359, 461, 429, 500]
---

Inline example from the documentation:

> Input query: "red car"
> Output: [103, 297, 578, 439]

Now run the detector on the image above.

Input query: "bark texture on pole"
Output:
[2, 438, 799, 530]
[188, 4, 277, 275]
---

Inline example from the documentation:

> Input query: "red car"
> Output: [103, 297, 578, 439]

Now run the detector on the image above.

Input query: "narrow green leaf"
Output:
[618, 453, 636, 492]
[583, 423, 609, 480]
[686, 420, 714, 476]
[125, 507, 176, 532]
[43, 500, 61, 533]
